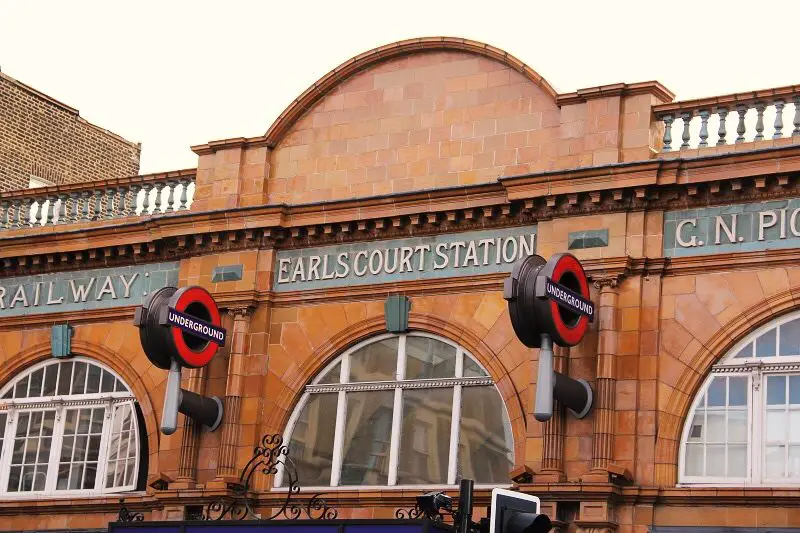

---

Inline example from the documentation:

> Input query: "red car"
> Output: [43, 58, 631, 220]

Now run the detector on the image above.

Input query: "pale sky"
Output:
[1, 0, 797, 175]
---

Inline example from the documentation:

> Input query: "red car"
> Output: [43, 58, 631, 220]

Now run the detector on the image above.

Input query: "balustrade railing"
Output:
[0, 171, 195, 231]
[654, 86, 800, 152]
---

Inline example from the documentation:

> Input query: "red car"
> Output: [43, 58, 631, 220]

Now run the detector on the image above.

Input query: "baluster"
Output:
[68, 193, 80, 223]
[774, 100, 785, 139]
[82, 191, 92, 221]
[57, 194, 68, 224]
[13, 199, 24, 228]
[0, 201, 9, 230]
[92, 190, 104, 220]
[105, 188, 116, 219]
[178, 179, 191, 210]
[680, 111, 692, 149]
[152, 182, 165, 213]
[716, 107, 729, 146]
[128, 184, 142, 216]
[165, 180, 177, 212]
[698, 109, 710, 147]
[46, 195, 58, 226]
[118, 186, 129, 217]
[793, 96, 800, 136]
[661, 115, 674, 152]
[754, 102, 766, 141]
[141, 183, 152, 214]
[31, 197, 43, 226]
[736, 104, 748, 143]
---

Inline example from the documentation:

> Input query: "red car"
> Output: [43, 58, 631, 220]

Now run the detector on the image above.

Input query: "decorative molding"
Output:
[305, 377, 493, 394]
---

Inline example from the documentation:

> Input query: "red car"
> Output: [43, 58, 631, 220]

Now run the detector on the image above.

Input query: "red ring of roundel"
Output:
[548, 255, 590, 346]
[170, 287, 222, 368]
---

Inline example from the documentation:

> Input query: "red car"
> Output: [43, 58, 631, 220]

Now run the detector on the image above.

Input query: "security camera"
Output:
[416, 491, 453, 516]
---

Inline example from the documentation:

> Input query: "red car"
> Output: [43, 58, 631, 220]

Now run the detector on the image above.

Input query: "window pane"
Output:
[397, 388, 453, 485]
[706, 444, 725, 476]
[791, 376, 800, 405]
[707, 377, 726, 407]
[458, 386, 514, 484]
[405, 337, 457, 379]
[57, 363, 73, 396]
[780, 319, 800, 356]
[790, 410, 800, 442]
[463, 356, 488, 377]
[766, 445, 785, 478]
[28, 369, 43, 398]
[42, 365, 57, 397]
[756, 328, 777, 357]
[790, 445, 800, 478]
[728, 444, 747, 477]
[104, 404, 137, 490]
[688, 412, 704, 441]
[286, 393, 337, 487]
[684, 443, 703, 476]
[706, 412, 726, 442]
[728, 410, 748, 442]
[349, 338, 398, 383]
[734, 343, 753, 358]
[100, 371, 115, 393]
[71, 363, 87, 394]
[340, 390, 393, 485]
[86, 365, 101, 394]
[316, 362, 341, 384]
[729, 377, 747, 406]
[768, 376, 787, 405]
[766, 410, 786, 442]
[14, 377, 28, 399]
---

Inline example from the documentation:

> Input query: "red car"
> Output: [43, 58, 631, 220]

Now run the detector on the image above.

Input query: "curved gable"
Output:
[268, 37, 561, 203]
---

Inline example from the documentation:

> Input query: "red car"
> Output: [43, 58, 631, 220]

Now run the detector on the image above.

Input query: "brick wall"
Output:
[0, 72, 141, 192]
[269, 51, 561, 204]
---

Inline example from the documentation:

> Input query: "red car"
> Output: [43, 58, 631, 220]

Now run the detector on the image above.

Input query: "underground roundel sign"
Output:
[133, 286, 227, 369]
[503, 253, 594, 348]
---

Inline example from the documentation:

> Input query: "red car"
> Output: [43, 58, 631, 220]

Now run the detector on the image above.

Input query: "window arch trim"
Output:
[275, 331, 514, 492]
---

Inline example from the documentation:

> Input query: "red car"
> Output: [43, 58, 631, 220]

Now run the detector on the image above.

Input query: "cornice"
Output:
[556, 81, 674, 107]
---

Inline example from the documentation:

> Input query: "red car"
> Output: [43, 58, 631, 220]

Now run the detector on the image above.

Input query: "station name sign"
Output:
[0, 262, 179, 317]
[543, 277, 595, 322]
[167, 308, 226, 345]
[274, 226, 538, 292]
[664, 199, 800, 257]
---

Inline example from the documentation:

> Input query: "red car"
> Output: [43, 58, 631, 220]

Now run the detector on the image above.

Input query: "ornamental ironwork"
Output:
[116, 499, 144, 522]
[190, 433, 338, 521]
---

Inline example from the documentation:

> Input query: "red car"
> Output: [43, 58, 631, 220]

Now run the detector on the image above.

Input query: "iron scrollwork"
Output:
[194, 433, 338, 521]
[117, 499, 144, 522]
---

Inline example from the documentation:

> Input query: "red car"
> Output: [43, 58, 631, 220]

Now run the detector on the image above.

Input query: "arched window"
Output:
[278, 332, 514, 489]
[679, 310, 800, 485]
[0, 357, 141, 496]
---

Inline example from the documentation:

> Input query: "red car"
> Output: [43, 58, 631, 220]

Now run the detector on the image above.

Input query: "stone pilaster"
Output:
[214, 306, 252, 481]
[538, 345, 568, 482]
[174, 365, 207, 487]
[586, 277, 620, 480]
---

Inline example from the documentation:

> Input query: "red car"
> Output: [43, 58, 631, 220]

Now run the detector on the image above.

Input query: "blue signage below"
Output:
[541, 277, 595, 322]
[166, 308, 226, 346]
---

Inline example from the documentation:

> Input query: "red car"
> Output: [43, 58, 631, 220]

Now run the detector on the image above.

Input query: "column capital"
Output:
[591, 275, 623, 290]
[226, 305, 255, 318]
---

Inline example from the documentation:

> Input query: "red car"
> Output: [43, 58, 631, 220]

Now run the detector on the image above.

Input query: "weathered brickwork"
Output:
[0, 72, 141, 192]
[3, 37, 800, 533]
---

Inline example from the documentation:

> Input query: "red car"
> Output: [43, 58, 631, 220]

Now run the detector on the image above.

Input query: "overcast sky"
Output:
[1, 0, 797, 174]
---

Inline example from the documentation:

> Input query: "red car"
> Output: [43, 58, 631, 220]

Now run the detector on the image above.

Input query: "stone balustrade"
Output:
[0, 171, 195, 230]
[654, 86, 800, 152]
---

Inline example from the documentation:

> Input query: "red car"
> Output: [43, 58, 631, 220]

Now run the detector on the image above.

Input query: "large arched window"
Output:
[679, 310, 800, 485]
[278, 332, 514, 489]
[0, 357, 141, 496]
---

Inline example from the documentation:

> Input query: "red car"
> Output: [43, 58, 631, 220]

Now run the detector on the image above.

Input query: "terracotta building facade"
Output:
[1, 37, 800, 532]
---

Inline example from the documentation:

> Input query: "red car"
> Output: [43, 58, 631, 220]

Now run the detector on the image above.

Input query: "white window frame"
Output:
[275, 331, 514, 492]
[0, 357, 140, 499]
[678, 310, 800, 487]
